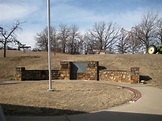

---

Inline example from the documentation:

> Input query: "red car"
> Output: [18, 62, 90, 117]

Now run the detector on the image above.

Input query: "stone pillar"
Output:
[60, 61, 70, 80]
[15, 67, 25, 81]
[131, 67, 140, 83]
[87, 61, 99, 80]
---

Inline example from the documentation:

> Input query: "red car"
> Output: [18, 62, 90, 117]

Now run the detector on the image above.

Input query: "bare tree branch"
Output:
[0, 21, 22, 57]
[58, 24, 70, 53]
[156, 18, 162, 44]
[35, 26, 57, 52]
[133, 11, 158, 53]
[89, 21, 120, 52]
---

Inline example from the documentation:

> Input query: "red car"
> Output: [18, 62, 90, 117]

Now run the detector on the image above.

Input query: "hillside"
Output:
[0, 50, 162, 87]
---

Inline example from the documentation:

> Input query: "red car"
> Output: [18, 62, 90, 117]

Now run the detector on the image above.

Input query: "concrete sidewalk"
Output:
[67, 84, 162, 121]
[3, 83, 162, 121]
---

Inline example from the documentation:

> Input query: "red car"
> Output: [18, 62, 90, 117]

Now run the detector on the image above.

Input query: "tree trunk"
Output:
[4, 42, 6, 57]
[62, 44, 66, 53]
[100, 40, 103, 51]
[145, 44, 149, 54]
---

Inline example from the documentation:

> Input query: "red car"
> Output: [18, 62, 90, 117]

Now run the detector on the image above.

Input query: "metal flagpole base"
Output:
[48, 89, 54, 92]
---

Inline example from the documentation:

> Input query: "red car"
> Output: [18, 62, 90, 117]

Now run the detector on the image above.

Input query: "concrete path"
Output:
[107, 84, 162, 115]
[67, 84, 162, 121]
[2, 82, 162, 121]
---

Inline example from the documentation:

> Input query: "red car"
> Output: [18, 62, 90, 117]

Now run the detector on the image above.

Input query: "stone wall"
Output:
[15, 67, 60, 81]
[60, 61, 99, 80]
[60, 61, 71, 80]
[15, 61, 99, 81]
[15, 62, 140, 84]
[99, 67, 140, 83]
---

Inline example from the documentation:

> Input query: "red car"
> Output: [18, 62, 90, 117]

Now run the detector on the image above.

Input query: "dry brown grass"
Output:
[0, 81, 133, 116]
[0, 50, 162, 87]
[0, 50, 162, 115]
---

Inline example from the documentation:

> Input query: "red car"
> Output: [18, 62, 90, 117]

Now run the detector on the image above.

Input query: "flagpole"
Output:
[47, 0, 53, 91]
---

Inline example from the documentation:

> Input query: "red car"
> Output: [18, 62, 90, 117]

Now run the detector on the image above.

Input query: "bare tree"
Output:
[127, 28, 143, 54]
[35, 26, 56, 52]
[116, 28, 130, 54]
[58, 24, 70, 53]
[68, 25, 81, 54]
[89, 21, 120, 52]
[156, 18, 162, 44]
[83, 32, 98, 54]
[35, 27, 48, 51]
[133, 11, 158, 53]
[117, 27, 144, 54]
[51, 28, 57, 54]
[0, 21, 21, 57]
[84, 31, 108, 54]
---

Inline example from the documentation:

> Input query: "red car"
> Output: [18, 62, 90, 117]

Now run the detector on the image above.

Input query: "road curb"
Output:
[105, 83, 142, 102]
[123, 86, 141, 102]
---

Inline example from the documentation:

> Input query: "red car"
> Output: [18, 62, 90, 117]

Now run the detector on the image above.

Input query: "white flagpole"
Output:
[47, 0, 53, 91]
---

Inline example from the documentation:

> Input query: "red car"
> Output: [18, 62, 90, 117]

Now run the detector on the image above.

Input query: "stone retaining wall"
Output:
[15, 67, 60, 81]
[99, 67, 139, 83]
[15, 61, 99, 81]
[15, 62, 139, 84]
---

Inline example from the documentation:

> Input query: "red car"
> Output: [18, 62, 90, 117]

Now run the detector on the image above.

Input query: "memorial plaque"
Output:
[71, 62, 87, 73]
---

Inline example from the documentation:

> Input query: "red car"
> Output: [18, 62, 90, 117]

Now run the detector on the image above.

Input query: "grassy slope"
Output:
[0, 50, 162, 87]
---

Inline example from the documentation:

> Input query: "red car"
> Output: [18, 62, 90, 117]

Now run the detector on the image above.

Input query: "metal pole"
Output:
[47, 0, 53, 91]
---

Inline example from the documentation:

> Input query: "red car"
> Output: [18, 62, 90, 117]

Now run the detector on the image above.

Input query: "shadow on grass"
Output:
[0, 82, 19, 85]
[1, 104, 86, 116]
[140, 75, 152, 82]
[98, 66, 107, 70]
[2, 104, 162, 121]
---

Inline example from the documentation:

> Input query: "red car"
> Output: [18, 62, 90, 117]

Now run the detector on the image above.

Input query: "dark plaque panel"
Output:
[71, 62, 87, 73]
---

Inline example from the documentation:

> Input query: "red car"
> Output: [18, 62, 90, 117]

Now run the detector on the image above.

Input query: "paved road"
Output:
[2, 82, 162, 121]
[0, 105, 6, 121]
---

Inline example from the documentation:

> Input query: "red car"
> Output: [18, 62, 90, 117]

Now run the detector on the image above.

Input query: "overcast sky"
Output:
[0, 0, 162, 48]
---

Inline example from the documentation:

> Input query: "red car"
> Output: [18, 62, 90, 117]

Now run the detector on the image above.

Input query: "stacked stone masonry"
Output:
[15, 67, 60, 81]
[99, 67, 139, 84]
[15, 61, 139, 84]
